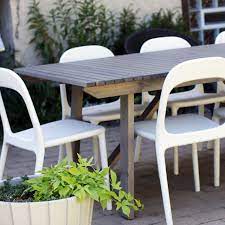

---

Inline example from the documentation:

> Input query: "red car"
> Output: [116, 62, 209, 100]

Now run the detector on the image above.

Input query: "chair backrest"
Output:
[60, 45, 114, 63]
[215, 31, 225, 44]
[215, 31, 225, 92]
[0, 68, 43, 148]
[156, 57, 225, 150]
[125, 28, 199, 54]
[59, 45, 114, 118]
[139, 36, 203, 104]
[140, 36, 191, 53]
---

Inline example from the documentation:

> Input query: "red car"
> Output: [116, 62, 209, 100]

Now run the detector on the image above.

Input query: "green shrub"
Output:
[140, 9, 189, 34]
[113, 6, 139, 55]
[28, 1, 189, 63]
[28, 0, 60, 63]
[68, 0, 115, 50]
[28, 0, 116, 63]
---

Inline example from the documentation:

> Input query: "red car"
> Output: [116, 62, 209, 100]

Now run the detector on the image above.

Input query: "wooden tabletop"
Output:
[15, 44, 225, 87]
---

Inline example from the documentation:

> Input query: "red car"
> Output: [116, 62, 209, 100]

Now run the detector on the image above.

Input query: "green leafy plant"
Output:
[68, 0, 115, 50]
[0, 156, 143, 216]
[27, 0, 189, 63]
[28, 0, 60, 63]
[25, 155, 143, 217]
[113, 6, 139, 55]
[28, 0, 115, 63]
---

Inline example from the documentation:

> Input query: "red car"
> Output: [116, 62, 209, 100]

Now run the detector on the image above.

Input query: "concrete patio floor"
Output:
[3, 123, 225, 225]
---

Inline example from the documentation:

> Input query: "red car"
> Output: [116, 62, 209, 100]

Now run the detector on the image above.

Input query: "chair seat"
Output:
[214, 107, 225, 118]
[135, 114, 218, 140]
[82, 101, 146, 123]
[11, 119, 104, 148]
[168, 92, 225, 108]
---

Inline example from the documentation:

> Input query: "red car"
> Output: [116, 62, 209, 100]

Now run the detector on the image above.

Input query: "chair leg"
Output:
[92, 121, 100, 169]
[192, 143, 200, 192]
[173, 147, 179, 176]
[171, 107, 179, 175]
[198, 106, 205, 151]
[207, 116, 220, 150]
[93, 136, 100, 169]
[134, 110, 157, 163]
[214, 139, 220, 187]
[58, 144, 66, 162]
[156, 149, 173, 225]
[134, 136, 142, 163]
[65, 143, 73, 162]
[213, 116, 220, 125]
[0, 142, 9, 180]
[35, 150, 45, 174]
[98, 132, 112, 211]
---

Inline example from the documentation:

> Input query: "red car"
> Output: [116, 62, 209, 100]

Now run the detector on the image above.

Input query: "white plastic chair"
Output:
[136, 37, 225, 176]
[212, 80, 225, 122]
[215, 31, 225, 45]
[58, 45, 146, 165]
[135, 57, 225, 225]
[0, 68, 112, 209]
[211, 32, 225, 123]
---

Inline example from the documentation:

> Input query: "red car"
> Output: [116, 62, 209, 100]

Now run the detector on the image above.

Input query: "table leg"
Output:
[108, 91, 161, 166]
[71, 86, 83, 162]
[137, 91, 161, 121]
[120, 94, 135, 219]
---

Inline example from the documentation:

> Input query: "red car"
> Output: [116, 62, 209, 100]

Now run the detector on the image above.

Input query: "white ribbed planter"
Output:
[0, 177, 94, 225]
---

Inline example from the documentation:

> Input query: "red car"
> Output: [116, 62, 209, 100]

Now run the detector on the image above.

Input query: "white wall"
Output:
[9, 0, 181, 66]
[10, 0, 40, 65]
[102, 0, 181, 15]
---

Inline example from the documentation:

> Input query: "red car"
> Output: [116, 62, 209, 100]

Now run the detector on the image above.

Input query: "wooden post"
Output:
[120, 94, 135, 219]
[181, 0, 190, 31]
[70, 85, 83, 162]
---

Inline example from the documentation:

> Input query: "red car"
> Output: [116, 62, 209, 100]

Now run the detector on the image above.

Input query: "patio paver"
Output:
[3, 123, 225, 225]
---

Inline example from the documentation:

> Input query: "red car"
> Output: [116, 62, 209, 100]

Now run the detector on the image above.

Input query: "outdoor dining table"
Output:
[15, 43, 225, 218]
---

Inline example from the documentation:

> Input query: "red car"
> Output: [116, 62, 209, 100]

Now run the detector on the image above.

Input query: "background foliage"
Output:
[28, 0, 189, 62]
[0, 0, 189, 134]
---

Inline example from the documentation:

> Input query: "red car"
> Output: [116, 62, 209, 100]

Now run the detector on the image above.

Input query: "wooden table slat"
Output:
[15, 44, 225, 87]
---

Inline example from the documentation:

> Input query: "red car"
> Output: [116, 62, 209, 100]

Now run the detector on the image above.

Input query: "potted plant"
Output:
[0, 155, 143, 225]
